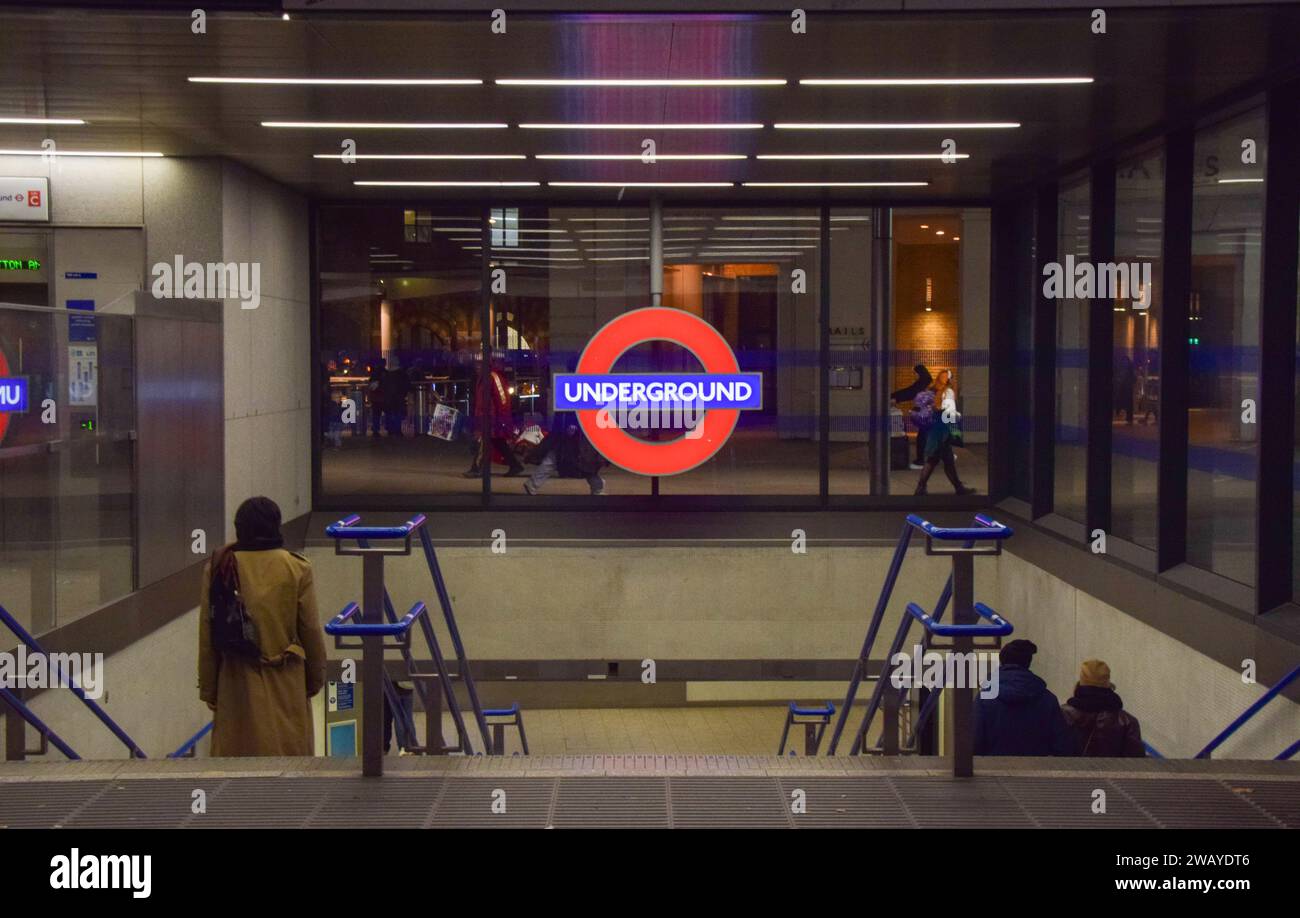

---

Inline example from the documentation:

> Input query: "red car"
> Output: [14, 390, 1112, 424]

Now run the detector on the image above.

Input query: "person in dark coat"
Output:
[524, 408, 606, 495]
[1060, 660, 1145, 757]
[973, 639, 1078, 757]
[892, 364, 933, 468]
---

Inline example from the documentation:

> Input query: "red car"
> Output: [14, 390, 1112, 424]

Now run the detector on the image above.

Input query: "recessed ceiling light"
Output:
[547, 182, 735, 187]
[498, 78, 786, 87]
[800, 77, 1092, 86]
[354, 181, 540, 186]
[536, 153, 748, 160]
[757, 153, 969, 160]
[193, 77, 482, 85]
[935, 230, 945, 235]
[919, 224, 930, 228]
[0, 117, 86, 125]
[742, 181, 929, 187]
[521, 123, 763, 131]
[314, 153, 524, 160]
[774, 122, 1018, 130]
[0, 149, 161, 157]
[265, 121, 507, 129]
[953, 236, 961, 241]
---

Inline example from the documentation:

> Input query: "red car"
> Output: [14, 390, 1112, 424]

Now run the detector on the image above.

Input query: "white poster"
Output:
[69, 344, 97, 407]
[0, 177, 49, 222]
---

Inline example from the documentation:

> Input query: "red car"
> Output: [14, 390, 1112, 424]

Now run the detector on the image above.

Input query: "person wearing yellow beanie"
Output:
[1061, 659, 1146, 757]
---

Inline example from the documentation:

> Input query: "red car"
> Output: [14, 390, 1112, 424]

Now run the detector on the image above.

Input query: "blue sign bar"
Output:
[66, 299, 95, 311]
[64, 272, 98, 280]
[553, 373, 764, 411]
[0, 377, 29, 412]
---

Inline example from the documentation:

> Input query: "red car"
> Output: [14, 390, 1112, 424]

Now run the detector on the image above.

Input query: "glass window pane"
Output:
[1055, 174, 1090, 522]
[656, 207, 820, 496]
[488, 205, 651, 497]
[1188, 108, 1265, 586]
[318, 204, 484, 499]
[891, 209, 988, 497]
[1111, 146, 1164, 548]
[827, 210, 873, 494]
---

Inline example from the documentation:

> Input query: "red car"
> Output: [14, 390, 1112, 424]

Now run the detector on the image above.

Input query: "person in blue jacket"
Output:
[973, 639, 1078, 757]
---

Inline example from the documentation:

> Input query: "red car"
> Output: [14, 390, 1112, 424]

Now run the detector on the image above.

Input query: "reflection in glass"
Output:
[1111, 146, 1164, 548]
[1187, 109, 1265, 586]
[1054, 175, 1090, 523]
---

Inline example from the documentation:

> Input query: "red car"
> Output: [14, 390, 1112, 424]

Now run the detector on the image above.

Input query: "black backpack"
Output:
[209, 549, 261, 658]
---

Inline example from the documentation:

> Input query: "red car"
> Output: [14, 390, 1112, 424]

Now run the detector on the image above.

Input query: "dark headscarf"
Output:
[233, 496, 284, 552]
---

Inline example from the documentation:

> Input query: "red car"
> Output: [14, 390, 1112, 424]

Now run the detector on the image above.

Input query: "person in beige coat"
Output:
[199, 497, 327, 756]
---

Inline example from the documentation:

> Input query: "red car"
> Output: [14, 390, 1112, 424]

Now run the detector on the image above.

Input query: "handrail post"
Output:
[3, 687, 26, 761]
[948, 552, 976, 778]
[360, 551, 386, 777]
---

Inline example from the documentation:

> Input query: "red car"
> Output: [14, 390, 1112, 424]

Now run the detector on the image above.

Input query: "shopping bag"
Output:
[427, 403, 460, 441]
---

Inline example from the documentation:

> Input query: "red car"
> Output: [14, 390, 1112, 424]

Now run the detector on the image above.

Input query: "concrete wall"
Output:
[220, 160, 312, 536]
[993, 550, 1300, 759]
[306, 541, 965, 664]
[25, 609, 211, 759]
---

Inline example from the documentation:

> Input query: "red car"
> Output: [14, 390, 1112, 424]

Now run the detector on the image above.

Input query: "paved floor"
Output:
[1, 756, 1296, 829]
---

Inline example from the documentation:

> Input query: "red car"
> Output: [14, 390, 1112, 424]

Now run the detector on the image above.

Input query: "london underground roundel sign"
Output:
[553, 307, 762, 477]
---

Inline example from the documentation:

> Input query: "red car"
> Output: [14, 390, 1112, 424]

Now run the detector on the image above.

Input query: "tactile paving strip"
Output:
[2, 770, 1298, 828]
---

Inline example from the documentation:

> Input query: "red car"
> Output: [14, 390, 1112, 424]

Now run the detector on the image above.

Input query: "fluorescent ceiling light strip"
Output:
[721, 216, 819, 221]
[0, 149, 161, 157]
[498, 78, 786, 87]
[1218, 178, 1264, 184]
[192, 76, 482, 85]
[0, 117, 85, 125]
[489, 247, 578, 252]
[800, 77, 1092, 86]
[355, 181, 540, 186]
[703, 244, 818, 249]
[743, 181, 929, 187]
[708, 236, 820, 241]
[757, 153, 968, 160]
[582, 246, 648, 252]
[315, 153, 525, 160]
[589, 256, 651, 261]
[566, 217, 649, 222]
[521, 124, 763, 130]
[536, 153, 747, 160]
[548, 182, 735, 187]
[774, 122, 1018, 130]
[268, 121, 507, 129]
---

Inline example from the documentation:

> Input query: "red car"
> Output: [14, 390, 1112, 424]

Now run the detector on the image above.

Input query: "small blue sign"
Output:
[66, 299, 95, 311]
[336, 682, 354, 712]
[69, 317, 96, 342]
[64, 272, 98, 280]
[0, 377, 29, 412]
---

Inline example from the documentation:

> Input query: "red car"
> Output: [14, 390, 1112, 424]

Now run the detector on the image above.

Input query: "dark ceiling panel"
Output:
[0, 5, 1297, 201]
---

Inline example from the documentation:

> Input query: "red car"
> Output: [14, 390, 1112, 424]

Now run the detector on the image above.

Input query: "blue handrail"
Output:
[0, 684, 80, 759]
[1276, 737, 1300, 761]
[905, 514, 1015, 541]
[1195, 663, 1300, 759]
[1143, 740, 1165, 759]
[325, 601, 428, 637]
[325, 514, 427, 541]
[905, 601, 1013, 637]
[167, 721, 214, 758]
[0, 604, 146, 758]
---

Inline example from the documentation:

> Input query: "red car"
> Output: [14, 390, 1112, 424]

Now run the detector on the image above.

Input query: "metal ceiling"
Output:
[0, 5, 1297, 201]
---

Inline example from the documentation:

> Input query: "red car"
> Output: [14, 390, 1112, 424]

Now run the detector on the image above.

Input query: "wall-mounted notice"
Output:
[68, 343, 98, 407]
[0, 177, 49, 222]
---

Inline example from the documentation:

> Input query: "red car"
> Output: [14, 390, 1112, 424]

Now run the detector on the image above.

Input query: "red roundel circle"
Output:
[574, 307, 741, 477]
[0, 348, 10, 445]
